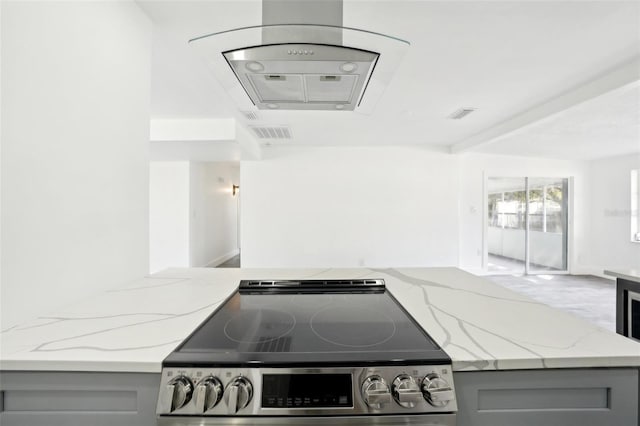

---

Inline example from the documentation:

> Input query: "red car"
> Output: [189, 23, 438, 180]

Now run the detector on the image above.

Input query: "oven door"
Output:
[157, 414, 456, 426]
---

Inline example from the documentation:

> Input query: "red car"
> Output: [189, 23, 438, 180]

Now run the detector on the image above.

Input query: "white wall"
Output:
[190, 162, 240, 267]
[149, 161, 240, 273]
[149, 162, 191, 274]
[241, 147, 460, 268]
[585, 153, 640, 273]
[457, 153, 590, 274]
[1, 1, 151, 328]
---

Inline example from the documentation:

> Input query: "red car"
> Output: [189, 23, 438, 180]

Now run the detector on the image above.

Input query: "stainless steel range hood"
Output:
[224, 43, 378, 111]
[189, 0, 409, 113]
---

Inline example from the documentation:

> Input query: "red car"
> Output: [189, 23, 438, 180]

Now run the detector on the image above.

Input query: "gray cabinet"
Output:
[455, 368, 639, 426]
[0, 371, 160, 426]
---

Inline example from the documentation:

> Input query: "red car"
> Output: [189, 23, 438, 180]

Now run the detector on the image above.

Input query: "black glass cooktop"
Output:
[164, 280, 449, 367]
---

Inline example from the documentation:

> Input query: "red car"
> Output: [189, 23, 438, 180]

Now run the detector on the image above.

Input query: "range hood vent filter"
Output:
[248, 74, 305, 102]
[307, 75, 356, 102]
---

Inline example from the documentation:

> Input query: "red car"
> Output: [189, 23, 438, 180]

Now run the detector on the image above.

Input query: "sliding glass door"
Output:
[527, 178, 568, 273]
[487, 177, 527, 274]
[487, 177, 569, 274]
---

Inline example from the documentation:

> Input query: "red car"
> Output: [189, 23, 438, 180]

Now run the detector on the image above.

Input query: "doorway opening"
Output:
[149, 161, 241, 273]
[486, 177, 569, 275]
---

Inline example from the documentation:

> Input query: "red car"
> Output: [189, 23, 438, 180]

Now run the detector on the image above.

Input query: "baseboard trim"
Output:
[204, 249, 240, 268]
[570, 265, 616, 281]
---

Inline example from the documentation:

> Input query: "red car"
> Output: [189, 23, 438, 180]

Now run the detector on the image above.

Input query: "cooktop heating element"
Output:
[157, 279, 457, 425]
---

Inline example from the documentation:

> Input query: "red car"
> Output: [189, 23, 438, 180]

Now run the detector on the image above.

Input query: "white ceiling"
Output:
[476, 84, 640, 160]
[138, 0, 640, 160]
[141, 1, 261, 119]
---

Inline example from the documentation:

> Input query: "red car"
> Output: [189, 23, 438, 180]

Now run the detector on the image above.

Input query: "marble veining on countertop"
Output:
[1, 267, 639, 373]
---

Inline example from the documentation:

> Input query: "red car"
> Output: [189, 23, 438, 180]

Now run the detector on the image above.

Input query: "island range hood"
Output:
[223, 43, 378, 111]
[189, 0, 409, 113]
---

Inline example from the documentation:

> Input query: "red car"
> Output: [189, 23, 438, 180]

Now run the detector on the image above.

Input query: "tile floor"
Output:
[486, 274, 616, 332]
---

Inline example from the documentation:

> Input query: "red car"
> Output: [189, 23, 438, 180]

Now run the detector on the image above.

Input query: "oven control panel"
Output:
[157, 365, 456, 417]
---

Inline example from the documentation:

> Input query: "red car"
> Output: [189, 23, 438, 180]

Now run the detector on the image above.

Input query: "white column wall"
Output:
[1, 1, 151, 328]
[240, 147, 460, 268]
[586, 153, 640, 273]
[149, 162, 191, 274]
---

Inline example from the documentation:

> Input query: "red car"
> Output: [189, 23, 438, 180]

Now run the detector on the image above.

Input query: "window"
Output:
[632, 169, 640, 242]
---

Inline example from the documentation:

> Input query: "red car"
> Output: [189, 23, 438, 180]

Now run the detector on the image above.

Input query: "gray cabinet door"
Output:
[455, 368, 639, 426]
[0, 371, 160, 426]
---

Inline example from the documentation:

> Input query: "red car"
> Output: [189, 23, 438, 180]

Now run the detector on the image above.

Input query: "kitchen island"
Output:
[2, 267, 639, 425]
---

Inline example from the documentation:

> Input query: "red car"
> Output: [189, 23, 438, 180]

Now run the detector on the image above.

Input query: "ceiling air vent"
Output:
[449, 108, 476, 119]
[240, 110, 260, 120]
[250, 126, 292, 139]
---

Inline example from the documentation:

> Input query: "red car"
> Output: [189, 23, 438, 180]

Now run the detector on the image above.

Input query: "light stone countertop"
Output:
[1, 267, 639, 373]
[605, 269, 640, 283]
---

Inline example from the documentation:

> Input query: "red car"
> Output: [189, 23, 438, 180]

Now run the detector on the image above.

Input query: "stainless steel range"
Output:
[156, 279, 457, 425]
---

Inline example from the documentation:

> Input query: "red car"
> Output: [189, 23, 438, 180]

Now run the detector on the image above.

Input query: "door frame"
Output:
[482, 173, 572, 275]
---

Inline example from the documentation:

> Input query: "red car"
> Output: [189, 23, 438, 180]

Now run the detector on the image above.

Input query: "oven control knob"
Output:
[361, 375, 392, 408]
[422, 374, 455, 407]
[224, 376, 253, 413]
[392, 374, 422, 408]
[165, 376, 194, 412]
[194, 376, 223, 412]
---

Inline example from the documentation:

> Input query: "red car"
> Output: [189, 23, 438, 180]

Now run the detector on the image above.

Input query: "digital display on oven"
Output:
[262, 374, 353, 408]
